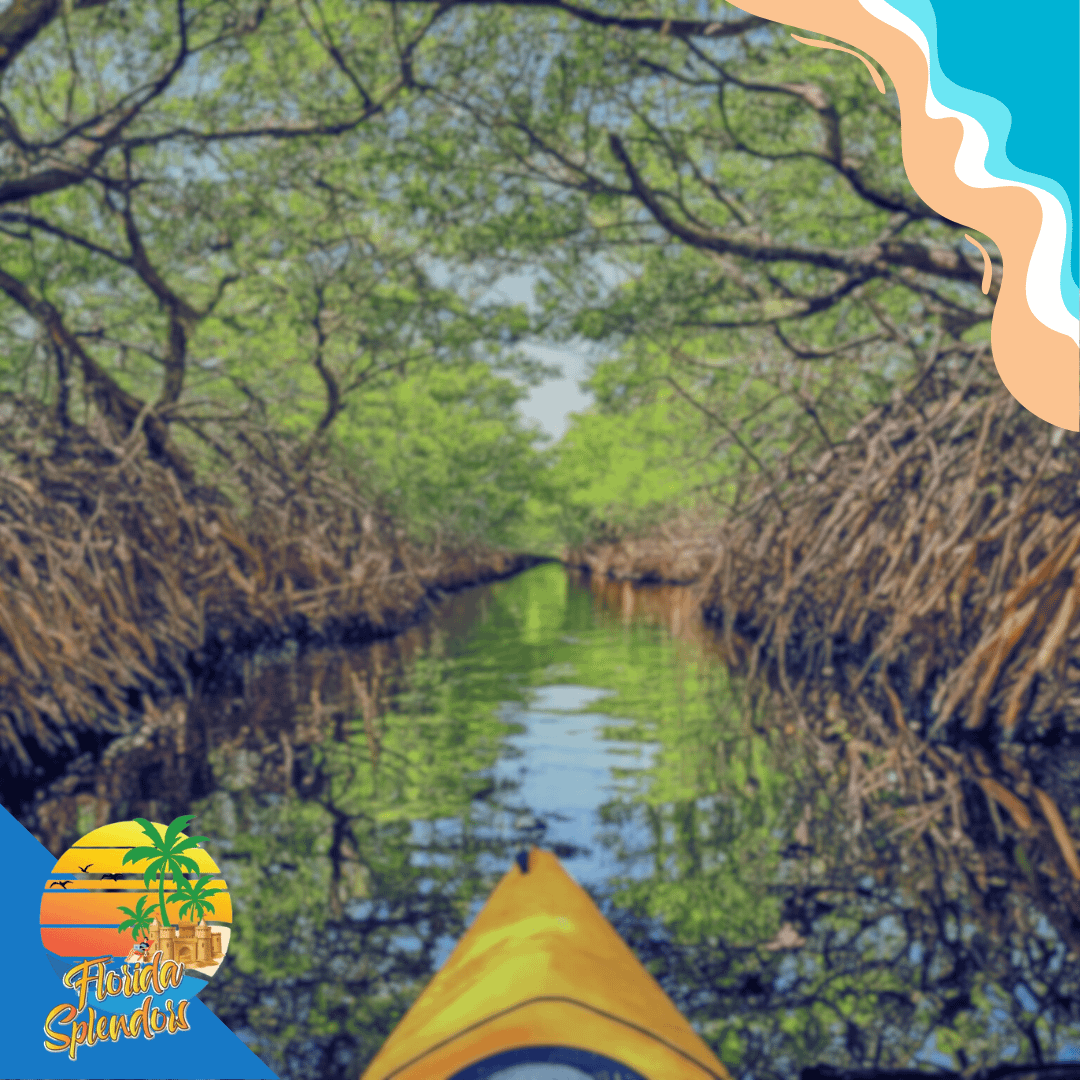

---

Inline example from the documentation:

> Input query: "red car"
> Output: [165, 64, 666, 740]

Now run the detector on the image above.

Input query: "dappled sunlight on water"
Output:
[173, 565, 1080, 1080]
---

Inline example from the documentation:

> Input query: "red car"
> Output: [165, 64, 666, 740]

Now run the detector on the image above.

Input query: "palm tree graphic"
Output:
[116, 894, 159, 941]
[172, 873, 222, 923]
[122, 816, 208, 928]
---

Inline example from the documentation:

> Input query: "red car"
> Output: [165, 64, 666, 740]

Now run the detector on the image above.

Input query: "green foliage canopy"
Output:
[0, 0, 1000, 546]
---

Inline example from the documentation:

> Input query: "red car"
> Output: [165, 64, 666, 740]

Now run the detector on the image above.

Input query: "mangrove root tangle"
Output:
[576, 357, 1080, 948]
[0, 395, 530, 779]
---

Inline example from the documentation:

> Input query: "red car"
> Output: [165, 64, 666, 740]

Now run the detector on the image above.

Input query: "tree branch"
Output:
[390, 0, 768, 40]
[664, 371, 784, 513]
[607, 133, 987, 292]
[0, 0, 190, 207]
[310, 288, 341, 439]
[716, 72, 952, 224]
[0, 209, 132, 263]
[0, 263, 193, 479]
[0, 0, 110, 79]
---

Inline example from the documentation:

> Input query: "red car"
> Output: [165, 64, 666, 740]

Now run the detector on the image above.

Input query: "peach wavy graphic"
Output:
[964, 235, 993, 296]
[736, 0, 1079, 430]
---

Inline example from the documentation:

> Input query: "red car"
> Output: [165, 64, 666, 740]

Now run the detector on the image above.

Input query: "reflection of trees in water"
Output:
[606, 882, 1080, 1079]
[593, 664, 1080, 1077]
[22, 565, 1078, 1078]
[581, 482, 1080, 966]
[193, 630, 531, 1080]
[198, 805, 516, 1080]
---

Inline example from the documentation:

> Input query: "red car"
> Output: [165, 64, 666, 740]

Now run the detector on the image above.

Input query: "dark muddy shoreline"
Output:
[2, 551, 554, 853]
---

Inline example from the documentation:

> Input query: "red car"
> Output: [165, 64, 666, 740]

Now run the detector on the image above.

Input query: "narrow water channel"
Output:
[183, 564, 1080, 1080]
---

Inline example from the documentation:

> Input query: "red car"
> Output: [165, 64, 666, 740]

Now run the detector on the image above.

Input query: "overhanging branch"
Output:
[607, 133, 989, 293]
[389, 0, 768, 39]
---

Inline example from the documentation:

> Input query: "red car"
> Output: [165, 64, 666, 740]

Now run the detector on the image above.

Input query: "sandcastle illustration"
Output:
[145, 916, 223, 968]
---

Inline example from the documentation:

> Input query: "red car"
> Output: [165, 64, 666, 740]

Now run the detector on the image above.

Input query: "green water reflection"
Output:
[192, 564, 1080, 1079]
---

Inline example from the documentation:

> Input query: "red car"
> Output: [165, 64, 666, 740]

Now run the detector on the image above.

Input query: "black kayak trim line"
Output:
[448, 1045, 647, 1079]
[370, 994, 729, 1080]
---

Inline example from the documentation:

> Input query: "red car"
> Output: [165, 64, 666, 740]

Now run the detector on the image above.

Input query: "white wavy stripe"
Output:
[859, 0, 1080, 345]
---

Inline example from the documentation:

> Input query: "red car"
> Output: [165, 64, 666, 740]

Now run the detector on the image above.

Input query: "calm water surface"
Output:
[188, 565, 1080, 1080]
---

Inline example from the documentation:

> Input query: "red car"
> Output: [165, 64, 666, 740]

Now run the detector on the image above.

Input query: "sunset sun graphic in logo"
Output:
[38, 816, 232, 1059]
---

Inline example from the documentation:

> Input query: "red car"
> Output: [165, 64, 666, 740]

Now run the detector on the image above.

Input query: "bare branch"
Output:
[0, 210, 132, 264]
[770, 327, 886, 362]
[310, 286, 341, 438]
[389, 0, 769, 40]
[297, 0, 374, 111]
[664, 371, 784, 513]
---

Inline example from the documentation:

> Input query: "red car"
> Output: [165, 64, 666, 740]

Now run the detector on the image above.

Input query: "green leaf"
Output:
[122, 845, 162, 866]
[162, 815, 196, 852]
[133, 819, 166, 852]
[170, 835, 210, 854]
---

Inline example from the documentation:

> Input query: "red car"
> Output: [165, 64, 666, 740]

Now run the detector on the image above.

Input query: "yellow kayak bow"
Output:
[360, 847, 732, 1080]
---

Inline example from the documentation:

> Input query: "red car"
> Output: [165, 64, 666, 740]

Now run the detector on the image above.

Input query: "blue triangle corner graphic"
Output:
[0, 802, 279, 1079]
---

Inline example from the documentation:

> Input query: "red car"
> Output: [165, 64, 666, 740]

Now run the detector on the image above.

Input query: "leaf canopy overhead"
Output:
[0, 0, 996, 545]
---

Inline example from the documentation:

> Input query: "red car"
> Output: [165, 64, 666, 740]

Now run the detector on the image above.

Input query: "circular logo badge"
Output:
[39, 816, 231, 1054]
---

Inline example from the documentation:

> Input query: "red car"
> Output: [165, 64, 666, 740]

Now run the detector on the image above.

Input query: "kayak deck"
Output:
[360, 847, 732, 1080]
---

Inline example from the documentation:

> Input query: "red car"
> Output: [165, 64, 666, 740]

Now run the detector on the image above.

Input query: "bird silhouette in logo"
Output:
[77, 863, 94, 873]
[101, 872, 125, 881]
[48, 880, 70, 889]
